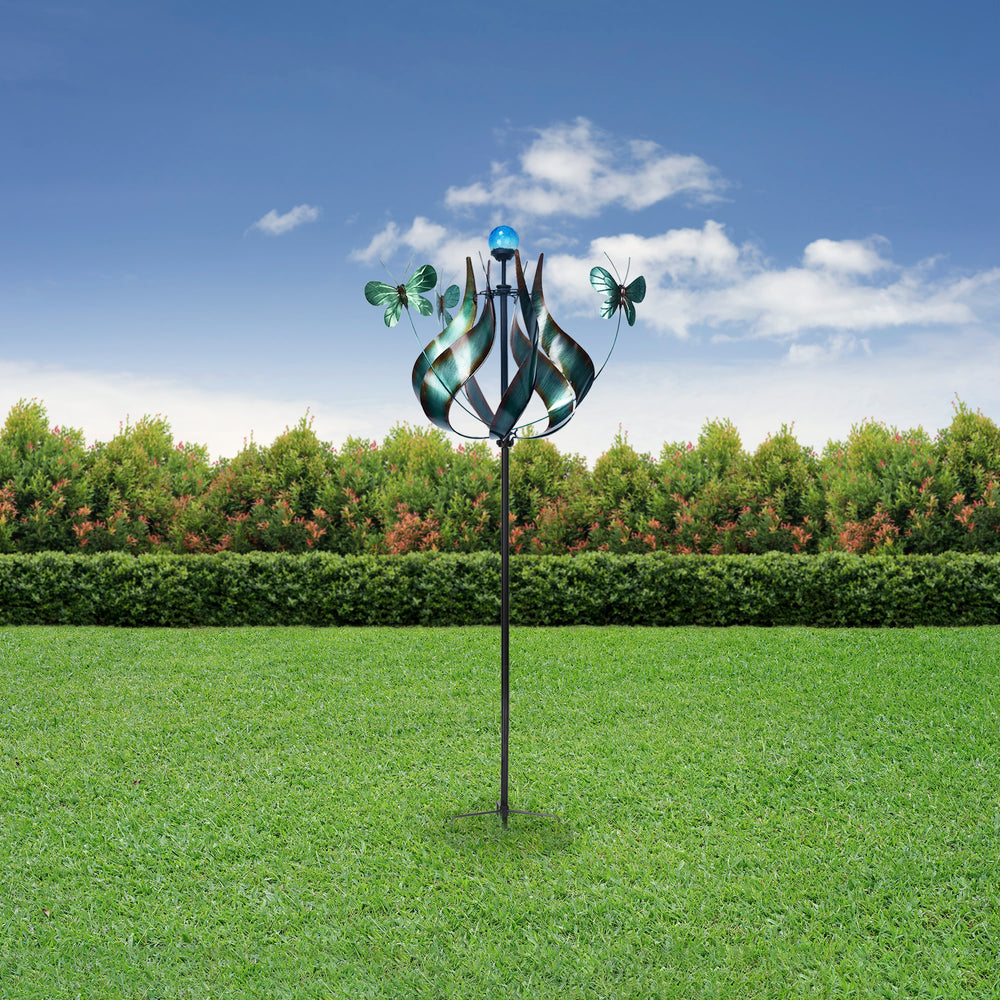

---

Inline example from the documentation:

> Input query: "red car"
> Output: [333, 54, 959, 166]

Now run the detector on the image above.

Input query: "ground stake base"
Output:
[451, 801, 559, 826]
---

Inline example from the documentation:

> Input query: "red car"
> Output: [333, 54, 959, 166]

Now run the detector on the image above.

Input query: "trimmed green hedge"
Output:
[1, 552, 998, 627]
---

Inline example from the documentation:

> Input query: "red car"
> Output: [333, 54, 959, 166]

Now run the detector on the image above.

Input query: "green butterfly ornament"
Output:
[436, 281, 461, 326]
[589, 265, 646, 327]
[365, 264, 437, 327]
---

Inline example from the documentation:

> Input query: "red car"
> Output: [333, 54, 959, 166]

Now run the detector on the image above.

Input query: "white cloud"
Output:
[350, 221, 403, 262]
[444, 118, 726, 219]
[249, 204, 321, 236]
[349, 119, 1000, 363]
[545, 226, 1000, 340]
[551, 330, 1000, 462]
[546, 222, 746, 316]
[5, 326, 998, 471]
[689, 263, 982, 338]
[0, 360, 390, 461]
[349, 216, 491, 278]
[350, 216, 453, 264]
[353, 211, 1000, 346]
[785, 333, 871, 365]
[802, 237, 892, 274]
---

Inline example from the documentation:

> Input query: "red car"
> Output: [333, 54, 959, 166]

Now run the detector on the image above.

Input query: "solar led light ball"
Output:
[488, 225, 519, 260]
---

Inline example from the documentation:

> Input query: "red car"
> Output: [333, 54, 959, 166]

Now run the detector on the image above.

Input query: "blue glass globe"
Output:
[488, 225, 519, 253]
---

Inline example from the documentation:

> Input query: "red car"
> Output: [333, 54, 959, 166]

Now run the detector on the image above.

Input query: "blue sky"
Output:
[3, 0, 999, 462]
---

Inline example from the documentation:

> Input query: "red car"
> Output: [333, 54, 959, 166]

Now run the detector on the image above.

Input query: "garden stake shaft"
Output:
[498, 253, 511, 828]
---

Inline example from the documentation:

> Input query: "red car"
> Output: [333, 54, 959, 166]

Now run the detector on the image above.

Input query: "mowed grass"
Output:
[1, 626, 998, 999]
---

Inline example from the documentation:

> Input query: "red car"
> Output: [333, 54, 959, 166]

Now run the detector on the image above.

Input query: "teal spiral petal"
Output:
[409, 252, 599, 442]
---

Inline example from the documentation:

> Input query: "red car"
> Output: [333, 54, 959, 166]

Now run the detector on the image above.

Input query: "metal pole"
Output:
[498, 258, 510, 399]
[497, 257, 511, 827]
[500, 439, 510, 825]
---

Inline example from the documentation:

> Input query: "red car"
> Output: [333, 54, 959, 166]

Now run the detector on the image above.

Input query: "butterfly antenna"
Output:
[378, 258, 399, 285]
[475, 254, 494, 298]
[623, 257, 632, 284]
[523, 258, 534, 282]
[603, 251, 622, 285]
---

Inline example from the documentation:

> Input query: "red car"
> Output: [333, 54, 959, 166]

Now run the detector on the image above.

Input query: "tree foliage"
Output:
[2, 398, 998, 556]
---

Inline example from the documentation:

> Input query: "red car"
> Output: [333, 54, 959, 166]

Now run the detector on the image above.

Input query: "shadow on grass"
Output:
[442, 803, 576, 855]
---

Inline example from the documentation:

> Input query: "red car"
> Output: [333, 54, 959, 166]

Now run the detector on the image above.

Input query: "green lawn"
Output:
[2, 626, 998, 998]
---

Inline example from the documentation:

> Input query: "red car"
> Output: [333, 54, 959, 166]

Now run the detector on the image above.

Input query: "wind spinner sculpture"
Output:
[365, 225, 644, 825]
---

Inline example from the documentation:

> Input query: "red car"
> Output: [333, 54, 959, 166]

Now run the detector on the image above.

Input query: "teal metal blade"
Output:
[525, 252, 596, 408]
[511, 313, 577, 437]
[488, 251, 540, 441]
[412, 258, 495, 434]
[418, 296, 495, 433]
[396, 247, 618, 444]
[411, 258, 477, 397]
[463, 374, 495, 425]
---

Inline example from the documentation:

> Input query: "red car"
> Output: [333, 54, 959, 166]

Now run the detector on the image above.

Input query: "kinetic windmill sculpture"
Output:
[365, 225, 644, 825]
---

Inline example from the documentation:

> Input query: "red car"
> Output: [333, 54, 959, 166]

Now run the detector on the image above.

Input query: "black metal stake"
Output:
[451, 246, 556, 828]
[500, 437, 510, 826]
[497, 255, 511, 827]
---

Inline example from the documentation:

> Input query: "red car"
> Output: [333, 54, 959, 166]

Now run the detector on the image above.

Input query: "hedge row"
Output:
[1, 552, 997, 627]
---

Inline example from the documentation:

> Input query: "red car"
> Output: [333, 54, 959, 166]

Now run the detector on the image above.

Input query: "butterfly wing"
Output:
[436, 283, 460, 324]
[589, 266, 617, 296]
[401, 265, 436, 318]
[589, 266, 621, 319]
[626, 276, 646, 305]
[365, 280, 399, 307]
[622, 276, 644, 326]
[412, 293, 434, 317]
[383, 298, 404, 327]
[405, 264, 437, 295]
[623, 297, 636, 327]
